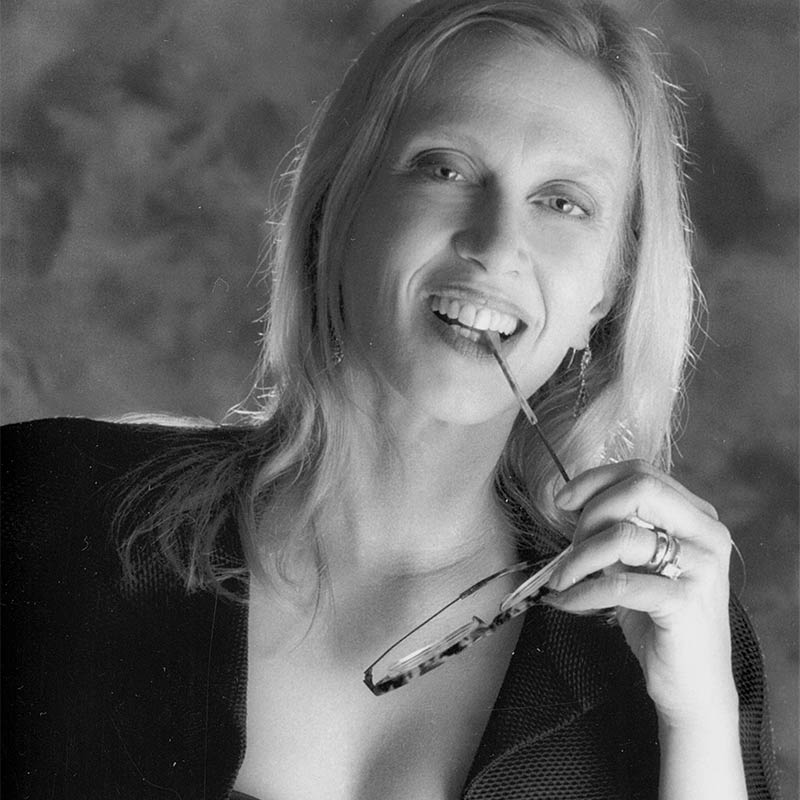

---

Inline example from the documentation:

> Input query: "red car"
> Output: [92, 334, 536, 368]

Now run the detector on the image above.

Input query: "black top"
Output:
[1, 418, 780, 799]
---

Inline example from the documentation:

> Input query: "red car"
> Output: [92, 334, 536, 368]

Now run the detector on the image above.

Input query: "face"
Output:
[340, 34, 633, 426]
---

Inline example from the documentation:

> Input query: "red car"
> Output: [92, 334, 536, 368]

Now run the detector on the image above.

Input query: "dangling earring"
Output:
[330, 290, 345, 366]
[573, 345, 592, 418]
[331, 331, 344, 366]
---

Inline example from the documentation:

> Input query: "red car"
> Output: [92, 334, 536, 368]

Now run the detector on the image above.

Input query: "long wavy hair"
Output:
[120, 0, 697, 596]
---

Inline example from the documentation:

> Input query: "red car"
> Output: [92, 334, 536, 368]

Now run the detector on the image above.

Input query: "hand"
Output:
[544, 460, 738, 727]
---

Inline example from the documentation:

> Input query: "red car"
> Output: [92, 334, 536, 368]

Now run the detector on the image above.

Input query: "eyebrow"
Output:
[392, 123, 628, 190]
[390, 124, 482, 157]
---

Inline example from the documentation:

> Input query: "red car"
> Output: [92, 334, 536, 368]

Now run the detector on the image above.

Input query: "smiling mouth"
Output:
[429, 295, 524, 343]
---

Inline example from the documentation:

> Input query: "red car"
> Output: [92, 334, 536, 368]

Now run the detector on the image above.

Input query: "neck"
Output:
[319, 383, 519, 585]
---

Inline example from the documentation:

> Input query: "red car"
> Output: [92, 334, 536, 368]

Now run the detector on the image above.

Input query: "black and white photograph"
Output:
[2, 1, 796, 797]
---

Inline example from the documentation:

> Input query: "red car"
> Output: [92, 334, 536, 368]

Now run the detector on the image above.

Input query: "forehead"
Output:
[392, 33, 632, 177]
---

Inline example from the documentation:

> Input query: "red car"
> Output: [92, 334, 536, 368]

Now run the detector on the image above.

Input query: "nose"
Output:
[452, 193, 531, 275]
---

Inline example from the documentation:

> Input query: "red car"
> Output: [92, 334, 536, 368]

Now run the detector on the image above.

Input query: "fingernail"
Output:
[547, 566, 568, 592]
[554, 485, 572, 508]
[539, 588, 563, 605]
[547, 567, 562, 589]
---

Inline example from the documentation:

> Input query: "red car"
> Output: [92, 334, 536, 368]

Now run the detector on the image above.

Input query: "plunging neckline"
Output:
[232, 583, 525, 800]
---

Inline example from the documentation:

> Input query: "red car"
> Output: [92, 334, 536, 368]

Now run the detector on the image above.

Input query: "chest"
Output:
[233, 595, 523, 800]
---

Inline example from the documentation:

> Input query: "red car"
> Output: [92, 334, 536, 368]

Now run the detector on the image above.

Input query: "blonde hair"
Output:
[121, 0, 697, 592]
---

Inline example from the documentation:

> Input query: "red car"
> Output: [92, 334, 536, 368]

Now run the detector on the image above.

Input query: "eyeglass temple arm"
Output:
[483, 331, 570, 483]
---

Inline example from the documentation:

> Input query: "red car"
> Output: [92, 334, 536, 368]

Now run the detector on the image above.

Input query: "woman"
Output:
[1, 0, 778, 798]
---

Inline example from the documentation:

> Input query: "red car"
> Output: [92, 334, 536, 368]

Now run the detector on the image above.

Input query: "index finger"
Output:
[555, 460, 719, 520]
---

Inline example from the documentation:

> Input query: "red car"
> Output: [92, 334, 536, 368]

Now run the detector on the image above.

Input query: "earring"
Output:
[331, 332, 344, 366]
[573, 345, 592, 418]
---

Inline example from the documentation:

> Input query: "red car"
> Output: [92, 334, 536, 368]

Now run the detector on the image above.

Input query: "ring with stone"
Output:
[645, 529, 683, 580]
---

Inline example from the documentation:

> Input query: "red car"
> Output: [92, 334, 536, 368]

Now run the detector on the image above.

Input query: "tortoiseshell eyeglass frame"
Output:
[363, 546, 573, 695]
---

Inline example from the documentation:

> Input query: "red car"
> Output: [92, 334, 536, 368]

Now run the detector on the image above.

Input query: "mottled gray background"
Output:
[2, 0, 797, 794]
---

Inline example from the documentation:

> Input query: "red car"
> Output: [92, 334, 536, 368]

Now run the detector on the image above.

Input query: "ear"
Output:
[571, 289, 615, 349]
[588, 289, 614, 326]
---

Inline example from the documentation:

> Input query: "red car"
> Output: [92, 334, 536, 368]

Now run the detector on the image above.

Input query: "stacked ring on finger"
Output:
[645, 529, 683, 580]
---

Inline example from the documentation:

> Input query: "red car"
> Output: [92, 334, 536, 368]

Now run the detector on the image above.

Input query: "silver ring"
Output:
[645, 529, 683, 580]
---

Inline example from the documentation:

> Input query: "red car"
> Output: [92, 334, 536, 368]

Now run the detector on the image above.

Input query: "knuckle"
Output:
[686, 523, 732, 571]
[709, 521, 733, 554]
[693, 547, 731, 581]
[692, 547, 717, 571]
[609, 571, 631, 599]
[617, 519, 644, 549]
[629, 472, 663, 500]
[629, 458, 654, 475]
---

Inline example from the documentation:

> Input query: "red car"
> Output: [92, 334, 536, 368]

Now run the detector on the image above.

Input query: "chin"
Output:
[346, 337, 552, 429]
[402, 380, 521, 429]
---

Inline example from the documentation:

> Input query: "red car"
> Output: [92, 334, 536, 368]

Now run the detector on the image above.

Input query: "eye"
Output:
[430, 164, 466, 182]
[408, 150, 473, 183]
[547, 196, 587, 216]
[532, 187, 594, 219]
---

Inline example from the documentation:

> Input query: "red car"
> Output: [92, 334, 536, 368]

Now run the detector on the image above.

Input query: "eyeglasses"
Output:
[363, 332, 572, 695]
[363, 546, 572, 695]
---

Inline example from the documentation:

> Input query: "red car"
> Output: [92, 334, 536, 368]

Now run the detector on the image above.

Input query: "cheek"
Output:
[340, 233, 412, 358]
[341, 251, 383, 345]
[342, 229, 406, 308]
[554, 234, 617, 310]
[544, 264, 606, 314]
[341, 196, 443, 328]
[341, 202, 394, 305]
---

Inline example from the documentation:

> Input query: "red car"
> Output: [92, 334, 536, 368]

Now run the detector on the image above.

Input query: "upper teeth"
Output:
[430, 295, 520, 336]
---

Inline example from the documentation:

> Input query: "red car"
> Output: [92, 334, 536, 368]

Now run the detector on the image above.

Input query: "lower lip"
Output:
[428, 312, 503, 360]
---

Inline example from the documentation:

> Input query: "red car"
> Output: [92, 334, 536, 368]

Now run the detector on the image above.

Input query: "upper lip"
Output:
[423, 283, 532, 329]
